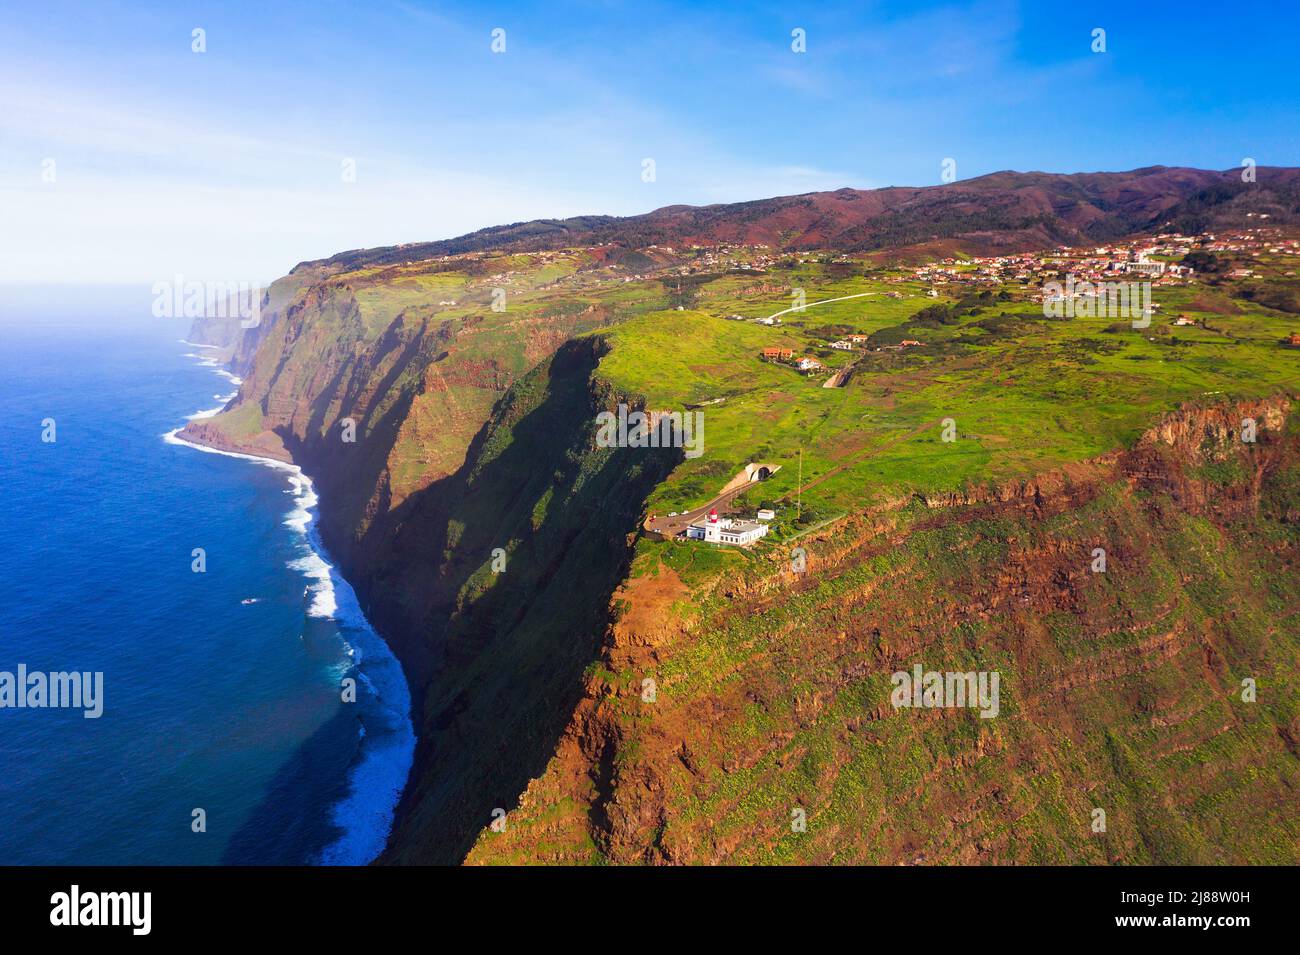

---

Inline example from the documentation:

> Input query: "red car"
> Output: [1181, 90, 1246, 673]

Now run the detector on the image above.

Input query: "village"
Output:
[727, 227, 1300, 375]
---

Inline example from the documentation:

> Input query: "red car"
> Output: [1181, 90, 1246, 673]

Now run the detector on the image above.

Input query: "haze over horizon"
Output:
[2, 0, 1297, 285]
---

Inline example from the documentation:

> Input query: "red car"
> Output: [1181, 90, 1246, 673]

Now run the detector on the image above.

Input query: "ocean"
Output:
[0, 290, 413, 865]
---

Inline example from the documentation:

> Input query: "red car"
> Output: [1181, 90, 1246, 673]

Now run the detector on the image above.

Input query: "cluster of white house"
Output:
[684, 507, 773, 546]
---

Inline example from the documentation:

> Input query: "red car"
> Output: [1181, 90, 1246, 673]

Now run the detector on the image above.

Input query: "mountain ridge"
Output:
[302, 165, 1300, 272]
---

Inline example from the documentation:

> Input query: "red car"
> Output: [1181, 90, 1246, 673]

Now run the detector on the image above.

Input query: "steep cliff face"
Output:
[185, 277, 477, 567]
[184, 267, 331, 369]
[467, 397, 1300, 864]
[181, 255, 622, 595]
[371, 339, 680, 863]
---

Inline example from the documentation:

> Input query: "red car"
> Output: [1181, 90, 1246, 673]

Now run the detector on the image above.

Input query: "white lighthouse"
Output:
[684, 507, 770, 547]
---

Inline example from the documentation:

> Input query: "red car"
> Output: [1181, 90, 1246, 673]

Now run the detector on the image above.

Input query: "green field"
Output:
[588, 262, 1300, 519]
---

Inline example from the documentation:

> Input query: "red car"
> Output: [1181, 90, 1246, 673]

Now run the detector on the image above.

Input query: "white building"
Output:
[685, 508, 770, 546]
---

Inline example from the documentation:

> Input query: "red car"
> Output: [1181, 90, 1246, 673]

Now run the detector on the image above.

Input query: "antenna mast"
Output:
[797, 448, 803, 521]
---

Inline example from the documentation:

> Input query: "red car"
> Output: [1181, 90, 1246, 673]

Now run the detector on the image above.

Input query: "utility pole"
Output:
[797, 448, 803, 522]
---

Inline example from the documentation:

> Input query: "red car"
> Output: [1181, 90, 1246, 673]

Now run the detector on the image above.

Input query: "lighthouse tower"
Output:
[704, 507, 722, 543]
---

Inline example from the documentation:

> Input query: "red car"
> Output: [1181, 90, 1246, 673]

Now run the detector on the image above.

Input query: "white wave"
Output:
[282, 474, 318, 535]
[288, 551, 337, 619]
[185, 391, 238, 421]
[313, 593, 414, 865]
[180, 344, 243, 397]
[292, 473, 415, 865]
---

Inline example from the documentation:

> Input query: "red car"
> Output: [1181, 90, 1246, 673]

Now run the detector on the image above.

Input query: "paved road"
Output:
[763, 290, 878, 322]
[644, 479, 763, 540]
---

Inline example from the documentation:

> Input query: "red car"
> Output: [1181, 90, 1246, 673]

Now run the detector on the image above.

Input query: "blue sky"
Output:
[1, 0, 1296, 284]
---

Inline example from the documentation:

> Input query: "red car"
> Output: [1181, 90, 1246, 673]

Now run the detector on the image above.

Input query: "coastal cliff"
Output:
[181, 182, 1300, 864]
[182, 253, 676, 861]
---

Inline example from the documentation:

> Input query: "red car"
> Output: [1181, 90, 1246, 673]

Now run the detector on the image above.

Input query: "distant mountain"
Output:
[316, 166, 1300, 270]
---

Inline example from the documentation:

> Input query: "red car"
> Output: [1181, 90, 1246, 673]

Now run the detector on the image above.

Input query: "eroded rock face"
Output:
[182, 267, 616, 593]
[466, 396, 1300, 866]
[1124, 395, 1293, 521]
[1143, 397, 1287, 449]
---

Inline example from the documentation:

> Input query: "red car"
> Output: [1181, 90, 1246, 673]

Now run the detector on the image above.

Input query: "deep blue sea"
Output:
[0, 289, 413, 865]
